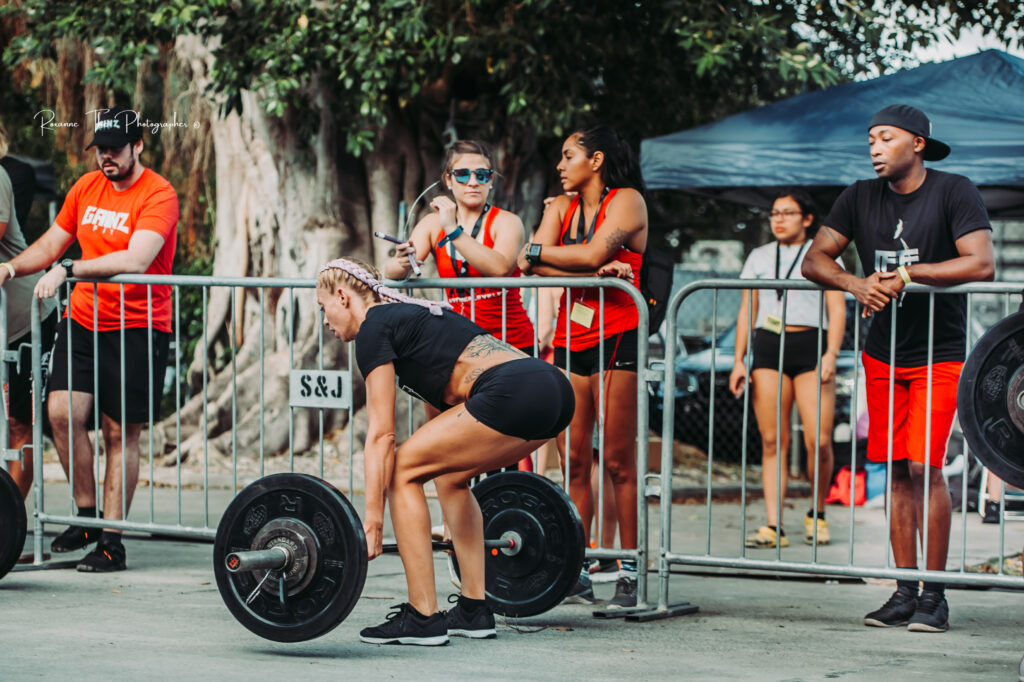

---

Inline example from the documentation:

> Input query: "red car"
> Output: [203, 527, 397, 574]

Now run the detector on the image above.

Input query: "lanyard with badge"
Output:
[565, 188, 610, 329]
[438, 204, 490, 276]
[763, 241, 808, 334]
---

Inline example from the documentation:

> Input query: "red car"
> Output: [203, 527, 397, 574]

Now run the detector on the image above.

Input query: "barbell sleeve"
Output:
[225, 546, 291, 573]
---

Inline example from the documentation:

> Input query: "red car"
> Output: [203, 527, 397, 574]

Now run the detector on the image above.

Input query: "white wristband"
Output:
[0, 262, 14, 279]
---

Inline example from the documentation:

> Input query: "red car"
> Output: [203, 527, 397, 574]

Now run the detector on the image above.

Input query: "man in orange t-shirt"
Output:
[0, 106, 178, 572]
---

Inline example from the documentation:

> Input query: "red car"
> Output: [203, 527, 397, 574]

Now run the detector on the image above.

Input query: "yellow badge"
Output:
[570, 302, 595, 328]
[763, 314, 783, 334]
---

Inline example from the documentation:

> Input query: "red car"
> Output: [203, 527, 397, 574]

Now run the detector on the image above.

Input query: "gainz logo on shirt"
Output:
[873, 248, 919, 272]
[81, 205, 130, 236]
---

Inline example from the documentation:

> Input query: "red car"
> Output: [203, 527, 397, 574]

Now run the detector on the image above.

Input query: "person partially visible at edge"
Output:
[0, 123, 58, 503]
[384, 140, 536, 472]
[517, 124, 647, 609]
[0, 106, 179, 573]
[802, 104, 994, 633]
[317, 258, 573, 645]
[729, 189, 845, 551]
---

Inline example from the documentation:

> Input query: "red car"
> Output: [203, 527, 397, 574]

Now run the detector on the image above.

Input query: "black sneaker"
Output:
[608, 572, 638, 609]
[864, 588, 918, 627]
[445, 595, 496, 639]
[359, 603, 449, 646]
[563, 569, 597, 605]
[51, 524, 102, 553]
[76, 541, 126, 572]
[982, 500, 1001, 524]
[589, 559, 619, 584]
[907, 591, 950, 633]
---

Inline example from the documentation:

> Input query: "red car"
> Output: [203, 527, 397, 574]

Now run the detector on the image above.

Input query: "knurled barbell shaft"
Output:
[382, 538, 515, 554]
[225, 546, 290, 573]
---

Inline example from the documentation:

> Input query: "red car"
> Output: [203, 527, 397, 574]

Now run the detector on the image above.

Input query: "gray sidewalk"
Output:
[2, 480, 1023, 681]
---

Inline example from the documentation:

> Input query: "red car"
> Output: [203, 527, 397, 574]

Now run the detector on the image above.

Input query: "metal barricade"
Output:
[18, 273, 656, 609]
[651, 279, 1024, 617]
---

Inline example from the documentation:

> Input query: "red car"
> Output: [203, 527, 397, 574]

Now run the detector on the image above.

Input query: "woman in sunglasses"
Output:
[384, 140, 535, 372]
[728, 189, 845, 549]
[517, 125, 647, 609]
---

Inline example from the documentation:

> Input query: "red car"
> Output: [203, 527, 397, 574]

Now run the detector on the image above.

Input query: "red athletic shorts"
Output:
[862, 352, 963, 469]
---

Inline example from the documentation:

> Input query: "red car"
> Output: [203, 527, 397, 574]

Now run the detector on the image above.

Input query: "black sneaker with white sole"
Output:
[76, 540, 126, 572]
[907, 591, 949, 633]
[445, 595, 496, 639]
[608, 572, 638, 609]
[359, 603, 449, 646]
[863, 588, 917, 627]
[563, 569, 597, 605]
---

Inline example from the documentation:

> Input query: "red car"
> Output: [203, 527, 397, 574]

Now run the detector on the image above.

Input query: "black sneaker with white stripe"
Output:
[445, 594, 496, 639]
[359, 603, 449, 646]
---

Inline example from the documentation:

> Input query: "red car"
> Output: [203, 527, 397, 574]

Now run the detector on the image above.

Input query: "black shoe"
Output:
[982, 500, 1001, 524]
[445, 595, 496, 639]
[359, 603, 449, 646]
[563, 569, 597, 605]
[76, 541, 126, 572]
[864, 588, 918, 627]
[608, 572, 638, 609]
[907, 591, 949, 633]
[51, 525, 101, 553]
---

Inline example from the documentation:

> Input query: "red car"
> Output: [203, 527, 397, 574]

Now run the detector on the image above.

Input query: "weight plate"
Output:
[455, 471, 585, 618]
[0, 467, 27, 581]
[213, 473, 367, 642]
[958, 311, 1024, 489]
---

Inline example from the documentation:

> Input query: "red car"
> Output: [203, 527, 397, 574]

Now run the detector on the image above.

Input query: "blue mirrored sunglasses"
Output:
[449, 168, 494, 184]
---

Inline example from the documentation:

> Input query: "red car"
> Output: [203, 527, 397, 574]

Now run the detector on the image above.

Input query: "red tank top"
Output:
[553, 189, 643, 350]
[434, 205, 535, 349]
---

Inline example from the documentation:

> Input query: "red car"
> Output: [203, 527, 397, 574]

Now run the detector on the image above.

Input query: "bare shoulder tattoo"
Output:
[462, 334, 528, 359]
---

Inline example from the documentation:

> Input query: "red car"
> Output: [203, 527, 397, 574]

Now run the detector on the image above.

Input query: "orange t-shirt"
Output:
[55, 169, 178, 332]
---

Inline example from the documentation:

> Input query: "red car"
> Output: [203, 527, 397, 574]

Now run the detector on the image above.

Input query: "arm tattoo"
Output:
[604, 228, 628, 254]
[461, 334, 528, 358]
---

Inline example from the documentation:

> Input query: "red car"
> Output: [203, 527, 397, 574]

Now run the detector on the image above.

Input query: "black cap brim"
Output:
[923, 139, 950, 161]
[86, 130, 134, 150]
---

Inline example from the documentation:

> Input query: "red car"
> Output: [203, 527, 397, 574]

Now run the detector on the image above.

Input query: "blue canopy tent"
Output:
[640, 50, 1024, 218]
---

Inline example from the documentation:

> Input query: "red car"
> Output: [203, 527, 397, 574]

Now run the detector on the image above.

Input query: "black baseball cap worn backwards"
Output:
[868, 104, 950, 161]
[86, 107, 143, 150]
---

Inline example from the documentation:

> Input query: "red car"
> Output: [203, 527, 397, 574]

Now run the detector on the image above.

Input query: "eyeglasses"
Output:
[449, 168, 494, 184]
[769, 209, 803, 219]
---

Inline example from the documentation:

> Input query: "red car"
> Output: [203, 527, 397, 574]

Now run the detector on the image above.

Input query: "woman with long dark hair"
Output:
[728, 189, 845, 549]
[518, 125, 647, 608]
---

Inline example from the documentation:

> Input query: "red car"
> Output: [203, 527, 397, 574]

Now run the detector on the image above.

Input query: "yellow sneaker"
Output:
[804, 515, 830, 545]
[744, 525, 789, 548]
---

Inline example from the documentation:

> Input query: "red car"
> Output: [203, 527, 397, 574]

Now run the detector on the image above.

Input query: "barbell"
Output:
[212, 470, 586, 642]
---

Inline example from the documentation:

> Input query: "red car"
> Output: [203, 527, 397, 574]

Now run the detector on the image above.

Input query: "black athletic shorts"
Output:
[6, 310, 58, 424]
[47, 317, 171, 423]
[465, 357, 575, 440]
[751, 328, 824, 379]
[552, 328, 638, 376]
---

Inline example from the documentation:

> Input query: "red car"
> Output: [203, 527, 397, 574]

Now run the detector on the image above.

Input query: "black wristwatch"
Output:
[60, 258, 74, 279]
[525, 243, 543, 265]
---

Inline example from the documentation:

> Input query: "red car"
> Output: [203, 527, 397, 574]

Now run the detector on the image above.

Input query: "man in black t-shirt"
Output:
[803, 104, 994, 633]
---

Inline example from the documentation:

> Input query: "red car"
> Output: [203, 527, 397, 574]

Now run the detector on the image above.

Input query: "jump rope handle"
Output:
[373, 231, 422, 277]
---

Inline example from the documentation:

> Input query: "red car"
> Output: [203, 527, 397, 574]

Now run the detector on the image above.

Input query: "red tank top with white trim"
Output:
[553, 189, 643, 350]
[434, 205, 535, 348]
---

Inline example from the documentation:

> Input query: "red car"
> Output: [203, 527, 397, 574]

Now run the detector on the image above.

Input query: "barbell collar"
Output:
[225, 546, 291, 574]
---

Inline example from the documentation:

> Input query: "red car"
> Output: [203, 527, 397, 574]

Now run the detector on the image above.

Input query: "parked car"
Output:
[650, 301, 866, 465]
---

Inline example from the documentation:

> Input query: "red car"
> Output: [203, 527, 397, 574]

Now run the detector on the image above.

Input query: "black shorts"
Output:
[47, 317, 171, 423]
[465, 357, 575, 440]
[751, 328, 824, 379]
[6, 310, 58, 424]
[552, 329, 638, 376]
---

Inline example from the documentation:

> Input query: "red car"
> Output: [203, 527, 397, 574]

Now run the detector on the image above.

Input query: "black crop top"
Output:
[354, 303, 488, 410]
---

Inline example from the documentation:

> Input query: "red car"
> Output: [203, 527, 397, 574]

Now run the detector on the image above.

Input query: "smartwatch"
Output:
[60, 258, 74, 279]
[525, 243, 543, 265]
